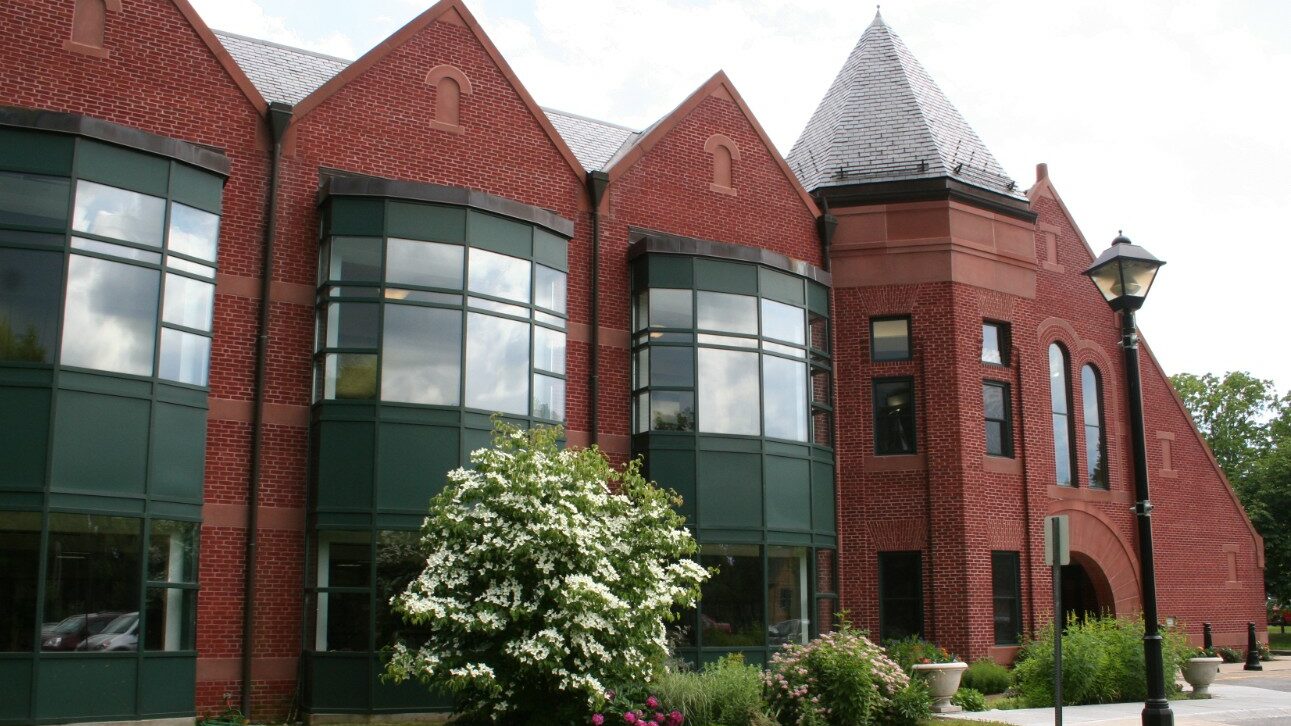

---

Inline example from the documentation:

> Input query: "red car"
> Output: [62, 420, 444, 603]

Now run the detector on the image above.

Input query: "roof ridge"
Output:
[212, 28, 353, 65]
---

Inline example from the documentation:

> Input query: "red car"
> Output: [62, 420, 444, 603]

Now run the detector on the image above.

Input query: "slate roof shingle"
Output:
[786, 12, 1024, 200]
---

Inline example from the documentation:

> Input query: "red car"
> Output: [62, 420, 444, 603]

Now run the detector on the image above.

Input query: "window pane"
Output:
[650, 390, 695, 432]
[324, 353, 377, 400]
[1082, 365, 1108, 487]
[650, 346, 692, 387]
[327, 237, 382, 282]
[467, 248, 530, 303]
[385, 238, 462, 289]
[874, 379, 916, 455]
[327, 541, 371, 588]
[61, 254, 159, 376]
[72, 180, 164, 247]
[699, 544, 763, 647]
[325, 302, 379, 349]
[697, 333, 757, 349]
[464, 313, 529, 415]
[697, 291, 756, 335]
[533, 373, 565, 421]
[812, 410, 833, 447]
[0, 171, 69, 228]
[534, 264, 566, 313]
[764, 355, 808, 441]
[376, 531, 433, 648]
[761, 299, 805, 345]
[167, 203, 219, 262]
[381, 305, 461, 405]
[635, 391, 649, 433]
[1081, 365, 1100, 420]
[767, 546, 809, 646]
[144, 587, 195, 651]
[385, 289, 459, 305]
[468, 296, 527, 317]
[162, 273, 214, 331]
[71, 236, 162, 264]
[533, 326, 565, 375]
[811, 368, 831, 405]
[986, 421, 1004, 457]
[635, 348, 649, 390]
[871, 318, 910, 361]
[313, 532, 370, 651]
[159, 328, 211, 386]
[879, 552, 922, 641]
[649, 288, 692, 329]
[0, 247, 62, 363]
[1053, 414, 1073, 485]
[983, 383, 1006, 420]
[319, 592, 369, 651]
[1048, 344, 1069, 414]
[0, 512, 41, 651]
[697, 348, 760, 435]
[166, 255, 214, 279]
[809, 314, 828, 353]
[983, 323, 1002, 364]
[42, 514, 141, 652]
[148, 520, 197, 583]
[991, 552, 1021, 645]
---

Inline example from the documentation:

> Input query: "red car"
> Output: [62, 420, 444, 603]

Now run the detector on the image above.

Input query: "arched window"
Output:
[703, 134, 740, 194]
[1048, 343, 1076, 486]
[1082, 364, 1108, 488]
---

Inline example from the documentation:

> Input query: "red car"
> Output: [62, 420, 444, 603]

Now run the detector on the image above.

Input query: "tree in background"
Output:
[1170, 371, 1291, 603]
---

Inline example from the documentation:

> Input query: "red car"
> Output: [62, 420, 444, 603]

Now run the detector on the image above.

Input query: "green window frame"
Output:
[983, 380, 1013, 458]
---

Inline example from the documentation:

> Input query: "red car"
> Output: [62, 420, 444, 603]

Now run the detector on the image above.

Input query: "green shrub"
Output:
[766, 622, 927, 725]
[993, 695, 1027, 710]
[649, 654, 769, 726]
[883, 635, 956, 673]
[952, 687, 987, 712]
[1011, 615, 1192, 707]
[961, 658, 1011, 694]
[1215, 646, 1242, 663]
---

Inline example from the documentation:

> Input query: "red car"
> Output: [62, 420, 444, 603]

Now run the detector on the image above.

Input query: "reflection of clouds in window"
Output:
[761, 299, 804, 344]
[763, 356, 807, 441]
[158, 328, 210, 386]
[534, 265, 566, 313]
[72, 181, 165, 247]
[468, 248, 530, 303]
[648, 289, 692, 329]
[385, 238, 462, 290]
[327, 237, 382, 282]
[697, 291, 756, 335]
[166, 203, 219, 262]
[465, 313, 529, 415]
[380, 306, 461, 405]
[697, 347, 759, 435]
[533, 326, 565, 375]
[162, 274, 213, 331]
[61, 254, 158, 376]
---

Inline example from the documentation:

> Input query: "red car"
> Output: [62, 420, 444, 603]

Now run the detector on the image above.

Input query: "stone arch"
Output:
[424, 64, 474, 133]
[703, 133, 740, 195]
[1052, 505, 1140, 617]
[66, 0, 121, 57]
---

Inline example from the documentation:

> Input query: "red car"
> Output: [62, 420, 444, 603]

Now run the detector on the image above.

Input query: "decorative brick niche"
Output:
[424, 64, 473, 134]
[703, 133, 740, 195]
[64, 0, 121, 58]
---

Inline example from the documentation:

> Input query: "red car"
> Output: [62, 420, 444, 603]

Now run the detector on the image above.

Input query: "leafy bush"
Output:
[961, 658, 1011, 695]
[951, 687, 987, 712]
[883, 636, 957, 673]
[1215, 646, 1243, 663]
[1011, 615, 1192, 707]
[596, 692, 685, 725]
[384, 424, 709, 724]
[648, 654, 770, 726]
[992, 695, 1027, 710]
[765, 622, 930, 725]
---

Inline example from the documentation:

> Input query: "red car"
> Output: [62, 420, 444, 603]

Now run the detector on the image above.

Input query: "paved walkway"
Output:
[947, 659, 1291, 726]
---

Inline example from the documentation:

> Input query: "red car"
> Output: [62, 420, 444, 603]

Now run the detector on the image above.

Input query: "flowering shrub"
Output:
[595, 691, 685, 725]
[883, 636, 957, 672]
[765, 622, 930, 725]
[384, 423, 709, 723]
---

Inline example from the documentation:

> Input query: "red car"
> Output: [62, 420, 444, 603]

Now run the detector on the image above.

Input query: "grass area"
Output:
[1271, 625, 1291, 650]
[924, 720, 1015, 726]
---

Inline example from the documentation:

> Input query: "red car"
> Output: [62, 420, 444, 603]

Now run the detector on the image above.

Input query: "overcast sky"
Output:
[191, 0, 1291, 389]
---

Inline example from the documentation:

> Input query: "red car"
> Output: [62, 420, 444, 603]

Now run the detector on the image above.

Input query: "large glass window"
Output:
[878, 551, 923, 641]
[0, 512, 41, 651]
[631, 274, 829, 444]
[984, 381, 1013, 458]
[992, 551, 1022, 646]
[871, 317, 911, 361]
[0, 245, 62, 363]
[1082, 364, 1109, 488]
[874, 378, 916, 455]
[0, 172, 70, 228]
[767, 546, 809, 646]
[315, 217, 568, 422]
[1049, 343, 1076, 486]
[699, 544, 763, 647]
[42, 514, 141, 652]
[313, 531, 371, 652]
[144, 520, 197, 651]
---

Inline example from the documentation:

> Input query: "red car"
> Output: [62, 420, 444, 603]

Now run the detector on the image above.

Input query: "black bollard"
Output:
[1244, 621, 1263, 671]
[1203, 622, 1213, 651]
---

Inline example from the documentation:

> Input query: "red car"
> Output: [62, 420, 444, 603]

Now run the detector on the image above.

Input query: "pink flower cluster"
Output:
[593, 693, 683, 725]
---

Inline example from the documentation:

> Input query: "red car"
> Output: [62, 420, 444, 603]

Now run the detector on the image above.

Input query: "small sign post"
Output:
[1045, 515, 1070, 726]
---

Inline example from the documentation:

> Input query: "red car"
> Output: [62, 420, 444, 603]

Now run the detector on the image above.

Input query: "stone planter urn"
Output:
[912, 661, 968, 713]
[1183, 656, 1222, 698]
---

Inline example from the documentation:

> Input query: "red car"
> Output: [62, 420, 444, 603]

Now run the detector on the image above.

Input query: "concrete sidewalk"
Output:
[947, 659, 1291, 726]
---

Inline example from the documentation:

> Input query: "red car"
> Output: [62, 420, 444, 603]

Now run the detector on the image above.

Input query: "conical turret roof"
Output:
[787, 12, 1024, 200]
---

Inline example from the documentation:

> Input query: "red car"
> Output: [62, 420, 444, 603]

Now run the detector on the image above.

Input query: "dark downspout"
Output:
[586, 171, 609, 446]
[242, 101, 293, 718]
[815, 194, 837, 273]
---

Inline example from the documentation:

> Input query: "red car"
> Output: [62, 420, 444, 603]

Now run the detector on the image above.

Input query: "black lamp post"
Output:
[1084, 233, 1171, 726]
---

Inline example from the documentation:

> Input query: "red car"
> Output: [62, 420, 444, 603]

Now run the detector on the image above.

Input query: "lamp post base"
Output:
[1142, 701, 1174, 726]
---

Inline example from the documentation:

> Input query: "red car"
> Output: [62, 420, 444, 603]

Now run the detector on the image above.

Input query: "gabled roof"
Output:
[787, 11, 1023, 200]
[214, 30, 349, 107]
[543, 108, 639, 172]
[169, 0, 267, 115]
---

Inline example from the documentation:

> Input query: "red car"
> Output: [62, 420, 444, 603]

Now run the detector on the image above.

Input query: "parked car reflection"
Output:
[77, 612, 139, 651]
[40, 612, 122, 651]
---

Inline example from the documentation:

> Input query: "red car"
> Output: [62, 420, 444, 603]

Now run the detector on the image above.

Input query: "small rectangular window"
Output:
[983, 381, 1013, 458]
[879, 551, 923, 641]
[992, 551, 1022, 645]
[871, 316, 911, 361]
[873, 377, 916, 455]
[982, 321, 1009, 365]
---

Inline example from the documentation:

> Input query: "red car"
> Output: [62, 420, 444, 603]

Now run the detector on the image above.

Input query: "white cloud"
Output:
[188, 0, 359, 58]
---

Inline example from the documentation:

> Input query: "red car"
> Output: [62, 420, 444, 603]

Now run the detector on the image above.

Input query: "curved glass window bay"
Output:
[314, 209, 569, 421]
[632, 265, 829, 444]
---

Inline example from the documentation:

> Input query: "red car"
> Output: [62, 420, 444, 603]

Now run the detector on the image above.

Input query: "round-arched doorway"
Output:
[1060, 555, 1114, 626]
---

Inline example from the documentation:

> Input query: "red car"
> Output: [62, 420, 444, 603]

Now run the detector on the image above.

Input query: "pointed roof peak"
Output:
[787, 14, 1024, 201]
[871, 6, 885, 26]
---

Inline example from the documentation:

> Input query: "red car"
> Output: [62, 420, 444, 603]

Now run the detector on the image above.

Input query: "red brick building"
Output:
[0, 1, 1263, 723]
